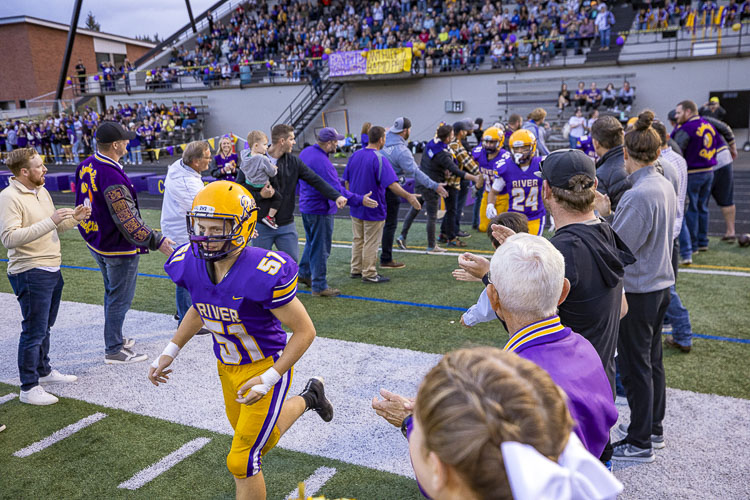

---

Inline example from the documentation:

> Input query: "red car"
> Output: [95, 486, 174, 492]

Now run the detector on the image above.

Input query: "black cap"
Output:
[95, 121, 136, 143]
[453, 119, 478, 132]
[667, 109, 677, 123]
[540, 149, 596, 190]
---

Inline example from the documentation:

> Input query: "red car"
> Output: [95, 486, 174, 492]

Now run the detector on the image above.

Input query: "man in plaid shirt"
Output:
[442, 120, 483, 246]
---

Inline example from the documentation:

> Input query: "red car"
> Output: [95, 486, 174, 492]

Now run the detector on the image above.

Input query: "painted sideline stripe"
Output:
[0, 393, 18, 405]
[680, 268, 750, 278]
[285, 466, 337, 500]
[117, 437, 211, 490]
[1, 262, 746, 345]
[13, 412, 107, 457]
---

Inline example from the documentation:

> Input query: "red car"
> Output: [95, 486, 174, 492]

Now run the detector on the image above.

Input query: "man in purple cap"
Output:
[76, 121, 175, 364]
[298, 128, 377, 296]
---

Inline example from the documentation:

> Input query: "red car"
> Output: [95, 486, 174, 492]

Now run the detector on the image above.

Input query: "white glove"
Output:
[486, 203, 498, 220]
[250, 367, 281, 395]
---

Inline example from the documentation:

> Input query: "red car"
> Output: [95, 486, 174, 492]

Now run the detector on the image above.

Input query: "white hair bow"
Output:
[501, 433, 623, 500]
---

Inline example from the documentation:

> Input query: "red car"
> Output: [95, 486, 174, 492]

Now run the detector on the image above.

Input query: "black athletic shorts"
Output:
[711, 163, 734, 207]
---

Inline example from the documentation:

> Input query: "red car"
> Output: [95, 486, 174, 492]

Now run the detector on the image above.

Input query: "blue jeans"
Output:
[8, 269, 64, 391]
[569, 135, 580, 148]
[678, 218, 692, 260]
[455, 180, 470, 232]
[176, 285, 192, 323]
[665, 285, 692, 346]
[89, 251, 140, 355]
[685, 171, 713, 252]
[600, 28, 611, 48]
[252, 221, 299, 262]
[299, 213, 334, 292]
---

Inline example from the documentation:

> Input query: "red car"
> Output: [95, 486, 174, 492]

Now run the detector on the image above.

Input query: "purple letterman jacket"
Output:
[671, 116, 718, 174]
[75, 152, 164, 257]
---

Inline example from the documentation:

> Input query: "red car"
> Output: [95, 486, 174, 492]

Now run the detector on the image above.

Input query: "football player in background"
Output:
[148, 181, 332, 500]
[486, 129, 547, 236]
[576, 134, 599, 160]
[472, 126, 512, 232]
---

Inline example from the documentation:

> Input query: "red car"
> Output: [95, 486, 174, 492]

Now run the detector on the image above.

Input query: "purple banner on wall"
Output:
[329, 50, 367, 77]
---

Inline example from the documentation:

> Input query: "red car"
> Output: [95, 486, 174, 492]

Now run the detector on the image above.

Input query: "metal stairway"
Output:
[270, 69, 343, 139]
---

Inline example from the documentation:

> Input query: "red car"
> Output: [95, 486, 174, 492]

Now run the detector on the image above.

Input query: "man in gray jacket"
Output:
[379, 117, 448, 268]
[592, 116, 630, 212]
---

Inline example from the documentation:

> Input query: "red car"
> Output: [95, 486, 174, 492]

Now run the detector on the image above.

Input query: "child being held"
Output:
[240, 130, 282, 229]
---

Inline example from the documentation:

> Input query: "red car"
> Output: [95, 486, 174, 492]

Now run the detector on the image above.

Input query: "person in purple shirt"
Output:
[211, 136, 238, 181]
[343, 126, 421, 284]
[485, 233, 618, 458]
[298, 128, 377, 297]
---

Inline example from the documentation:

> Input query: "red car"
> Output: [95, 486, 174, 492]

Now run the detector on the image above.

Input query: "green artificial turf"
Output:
[0, 382, 418, 500]
[1, 208, 749, 400]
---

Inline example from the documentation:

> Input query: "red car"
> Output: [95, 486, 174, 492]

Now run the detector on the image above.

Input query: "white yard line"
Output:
[0, 393, 18, 405]
[285, 466, 337, 499]
[13, 412, 107, 458]
[117, 437, 212, 490]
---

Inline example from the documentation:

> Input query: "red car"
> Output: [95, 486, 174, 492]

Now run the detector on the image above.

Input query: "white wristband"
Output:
[249, 367, 281, 396]
[150, 341, 180, 369]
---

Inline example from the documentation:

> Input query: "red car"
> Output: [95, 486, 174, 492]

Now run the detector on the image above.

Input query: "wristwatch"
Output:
[482, 272, 491, 287]
[401, 414, 413, 439]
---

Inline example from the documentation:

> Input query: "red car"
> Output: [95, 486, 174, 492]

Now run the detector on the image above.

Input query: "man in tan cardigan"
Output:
[0, 148, 90, 406]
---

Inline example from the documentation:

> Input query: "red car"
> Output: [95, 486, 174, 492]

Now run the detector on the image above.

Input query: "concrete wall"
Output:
[114, 56, 750, 142]
[106, 83, 308, 139]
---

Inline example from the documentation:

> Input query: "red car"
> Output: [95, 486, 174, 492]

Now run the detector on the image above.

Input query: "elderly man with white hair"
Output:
[161, 141, 213, 328]
[485, 233, 618, 459]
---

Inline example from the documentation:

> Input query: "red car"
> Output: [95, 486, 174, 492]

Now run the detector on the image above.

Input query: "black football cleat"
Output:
[300, 376, 334, 422]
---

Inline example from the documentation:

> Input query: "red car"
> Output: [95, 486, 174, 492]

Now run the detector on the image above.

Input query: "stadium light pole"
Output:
[185, 0, 197, 34]
[54, 0, 83, 114]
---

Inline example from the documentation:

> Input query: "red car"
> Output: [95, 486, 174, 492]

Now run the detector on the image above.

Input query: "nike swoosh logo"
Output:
[232, 296, 242, 300]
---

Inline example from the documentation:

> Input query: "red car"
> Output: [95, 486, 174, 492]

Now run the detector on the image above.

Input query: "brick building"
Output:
[0, 16, 155, 111]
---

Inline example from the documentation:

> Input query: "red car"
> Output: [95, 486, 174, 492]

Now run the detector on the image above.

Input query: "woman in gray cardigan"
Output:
[596, 110, 677, 464]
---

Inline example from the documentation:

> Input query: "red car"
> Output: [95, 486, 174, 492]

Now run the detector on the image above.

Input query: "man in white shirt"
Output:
[160, 141, 212, 324]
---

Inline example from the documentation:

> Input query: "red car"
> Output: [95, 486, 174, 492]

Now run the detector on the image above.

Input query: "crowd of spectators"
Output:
[0, 101, 202, 166]
[137, 0, 624, 86]
[633, 0, 750, 31]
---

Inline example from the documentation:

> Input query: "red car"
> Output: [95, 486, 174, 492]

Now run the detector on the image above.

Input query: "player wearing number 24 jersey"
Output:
[487, 129, 546, 236]
[149, 181, 333, 500]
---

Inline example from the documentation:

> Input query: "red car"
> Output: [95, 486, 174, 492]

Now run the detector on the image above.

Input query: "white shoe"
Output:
[123, 338, 135, 350]
[0, 424, 5, 433]
[38, 369, 78, 384]
[20, 386, 59, 406]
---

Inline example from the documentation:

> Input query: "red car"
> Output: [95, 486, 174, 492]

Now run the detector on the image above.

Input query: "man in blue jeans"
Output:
[76, 122, 175, 364]
[672, 100, 718, 254]
[0, 148, 90, 405]
[236, 124, 347, 263]
[298, 128, 377, 296]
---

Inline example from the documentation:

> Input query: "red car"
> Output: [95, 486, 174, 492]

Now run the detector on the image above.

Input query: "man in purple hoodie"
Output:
[298, 128, 377, 296]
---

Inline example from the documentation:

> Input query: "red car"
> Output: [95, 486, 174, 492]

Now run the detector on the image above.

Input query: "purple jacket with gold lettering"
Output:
[75, 152, 164, 257]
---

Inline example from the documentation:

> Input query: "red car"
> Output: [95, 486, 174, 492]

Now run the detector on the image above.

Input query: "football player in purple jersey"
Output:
[149, 181, 332, 500]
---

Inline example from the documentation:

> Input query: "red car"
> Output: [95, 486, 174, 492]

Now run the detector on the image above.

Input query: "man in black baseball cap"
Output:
[74, 120, 174, 365]
[95, 120, 137, 143]
[540, 148, 597, 190]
